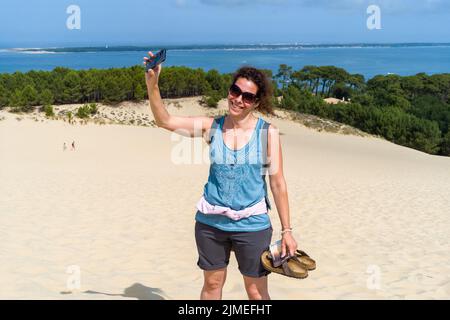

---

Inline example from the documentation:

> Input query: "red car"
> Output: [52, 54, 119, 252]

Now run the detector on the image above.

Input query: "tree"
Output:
[0, 84, 8, 108]
[275, 64, 293, 90]
[440, 131, 450, 156]
[280, 84, 326, 115]
[202, 90, 221, 108]
[401, 75, 423, 100]
[62, 71, 82, 103]
[408, 118, 441, 154]
[409, 95, 450, 134]
[40, 89, 54, 106]
[280, 84, 302, 110]
[9, 89, 25, 111]
[349, 74, 365, 91]
[332, 82, 352, 100]
[290, 65, 354, 98]
[134, 83, 146, 101]
[80, 71, 97, 102]
[428, 74, 450, 103]
[22, 84, 38, 109]
[101, 76, 124, 103]
[206, 69, 223, 91]
[367, 75, 410, 110]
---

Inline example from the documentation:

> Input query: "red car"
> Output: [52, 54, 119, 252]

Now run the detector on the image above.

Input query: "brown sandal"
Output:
[294, 250, 316, 271]
[261, 251, 309, 279]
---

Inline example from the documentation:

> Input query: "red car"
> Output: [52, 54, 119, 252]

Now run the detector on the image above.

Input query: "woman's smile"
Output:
[230, 102, 244, 112]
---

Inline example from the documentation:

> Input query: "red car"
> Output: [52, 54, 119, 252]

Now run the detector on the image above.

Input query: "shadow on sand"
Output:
[75, 283, 166, 300]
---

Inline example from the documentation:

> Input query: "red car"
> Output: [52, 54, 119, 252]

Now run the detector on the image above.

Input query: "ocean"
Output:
[1, 44, 450, 80]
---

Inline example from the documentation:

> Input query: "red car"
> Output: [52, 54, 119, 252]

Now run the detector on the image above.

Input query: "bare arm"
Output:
[267, 124, 298, 258]
[144, 51, 213, 138]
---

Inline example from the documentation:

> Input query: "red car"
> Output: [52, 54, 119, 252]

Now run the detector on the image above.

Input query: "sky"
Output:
[0, 0, 449, 47]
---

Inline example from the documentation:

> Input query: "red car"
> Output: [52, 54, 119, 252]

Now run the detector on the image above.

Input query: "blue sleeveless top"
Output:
[195, 115, 272, 232]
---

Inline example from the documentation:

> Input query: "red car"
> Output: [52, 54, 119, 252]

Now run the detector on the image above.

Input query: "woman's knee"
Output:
[243, 276, 269, 300]
[246, 287, 266, 300]
[203, 268, 227, 290]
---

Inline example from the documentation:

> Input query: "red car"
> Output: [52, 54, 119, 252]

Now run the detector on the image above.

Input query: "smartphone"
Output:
[145, 49, 167, 72]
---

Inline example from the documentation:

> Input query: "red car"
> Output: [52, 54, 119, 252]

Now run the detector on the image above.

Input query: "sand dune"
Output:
[0, 98, 449, 299]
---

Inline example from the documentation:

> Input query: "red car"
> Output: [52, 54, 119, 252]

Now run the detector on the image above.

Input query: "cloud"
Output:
[198, 0, 450, 12]
[199, 0, 287, 6]
[175, 0, 187, 6]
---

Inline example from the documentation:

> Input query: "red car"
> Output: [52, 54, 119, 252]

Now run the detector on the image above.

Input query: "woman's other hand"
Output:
[281, 232, 297, 258]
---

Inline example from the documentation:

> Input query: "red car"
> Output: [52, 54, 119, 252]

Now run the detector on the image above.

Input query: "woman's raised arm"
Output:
[144, 51, 214, 137]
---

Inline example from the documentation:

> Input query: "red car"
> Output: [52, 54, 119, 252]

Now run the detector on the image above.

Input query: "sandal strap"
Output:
[281, 260, 296, 277]
[296, 249, 310, 258]
[289, 255, 308, 268]
[268, 251, 290, 268]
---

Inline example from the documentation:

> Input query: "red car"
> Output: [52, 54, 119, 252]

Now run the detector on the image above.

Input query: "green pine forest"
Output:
[0, 64, 449, 156]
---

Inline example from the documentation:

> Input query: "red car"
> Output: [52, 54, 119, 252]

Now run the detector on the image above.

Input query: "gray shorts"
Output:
[195, 221, 273, 278]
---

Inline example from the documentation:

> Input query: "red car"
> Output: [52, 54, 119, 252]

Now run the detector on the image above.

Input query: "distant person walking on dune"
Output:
[63, 142, 67, 151]
[71, 141, 75, 151]
[144, 51, 298, 300]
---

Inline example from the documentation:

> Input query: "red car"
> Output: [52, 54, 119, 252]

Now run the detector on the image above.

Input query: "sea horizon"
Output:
[2, 41, 450, 51]
[1, 42, 450, 79]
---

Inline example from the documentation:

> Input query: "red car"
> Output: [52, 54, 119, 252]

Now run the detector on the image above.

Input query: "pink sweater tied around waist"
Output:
[196, 196, 268, 221]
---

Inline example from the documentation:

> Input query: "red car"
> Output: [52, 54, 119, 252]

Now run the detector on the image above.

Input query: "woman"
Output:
[144, 51, 297, 300]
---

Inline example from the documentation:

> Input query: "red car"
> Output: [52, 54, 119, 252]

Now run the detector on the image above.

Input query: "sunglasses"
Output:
[229, 83, 258, 105]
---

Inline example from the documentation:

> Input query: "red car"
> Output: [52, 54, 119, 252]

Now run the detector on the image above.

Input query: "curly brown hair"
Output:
[232, 66, 274, 115]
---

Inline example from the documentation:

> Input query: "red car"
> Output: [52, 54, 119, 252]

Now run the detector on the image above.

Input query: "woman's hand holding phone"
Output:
[143, 51, 162, 90]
